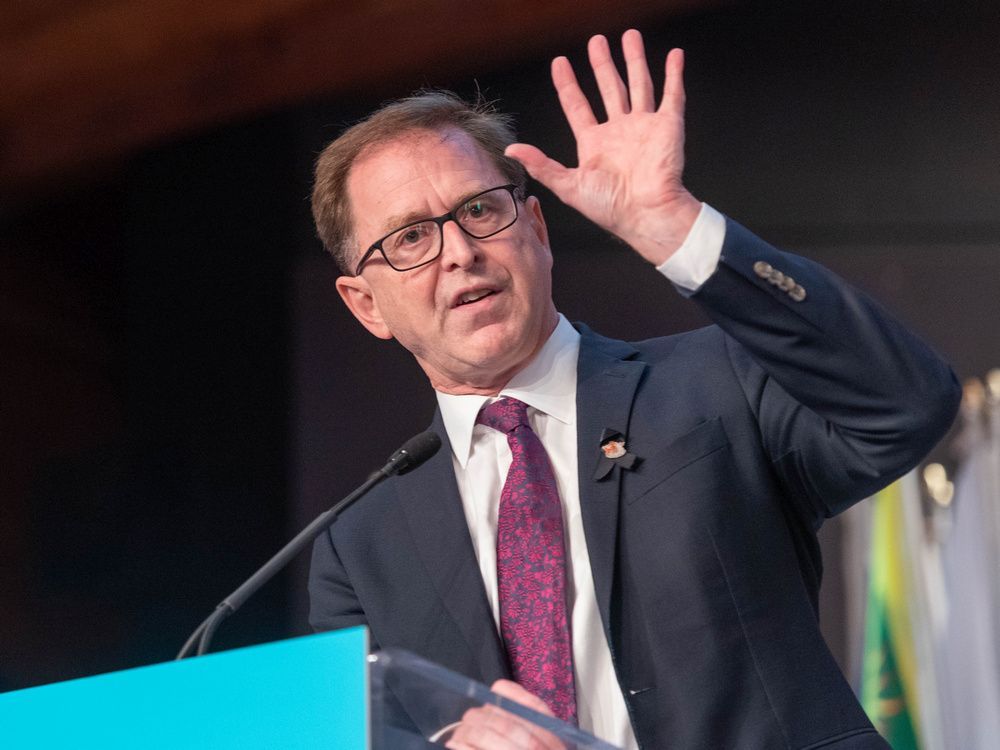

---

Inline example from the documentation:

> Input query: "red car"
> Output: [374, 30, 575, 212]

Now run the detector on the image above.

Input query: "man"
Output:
[308, 30, 959, 749]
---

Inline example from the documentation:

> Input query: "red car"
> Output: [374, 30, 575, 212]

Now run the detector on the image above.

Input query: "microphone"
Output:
[382, 430, 442, 477]
[177, 430, 441, 659]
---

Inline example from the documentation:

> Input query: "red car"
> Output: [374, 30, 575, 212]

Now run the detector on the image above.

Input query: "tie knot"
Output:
[476, 397, 530, 435]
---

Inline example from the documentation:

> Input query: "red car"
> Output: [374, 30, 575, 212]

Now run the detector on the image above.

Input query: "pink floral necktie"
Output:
[477, 397, 577, 722]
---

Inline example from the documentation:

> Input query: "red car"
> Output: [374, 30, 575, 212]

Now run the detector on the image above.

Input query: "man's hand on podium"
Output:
[444, 679, 565, 750]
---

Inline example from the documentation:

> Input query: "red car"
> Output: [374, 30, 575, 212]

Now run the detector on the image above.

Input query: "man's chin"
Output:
[436, 342, 534, 392]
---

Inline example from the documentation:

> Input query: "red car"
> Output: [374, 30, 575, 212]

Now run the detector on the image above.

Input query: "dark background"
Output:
[2, 1, 998, 693]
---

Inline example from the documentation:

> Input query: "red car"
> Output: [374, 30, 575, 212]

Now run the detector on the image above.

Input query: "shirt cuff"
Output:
[656, 203, 726, 295]
[428, 721, 461, 743]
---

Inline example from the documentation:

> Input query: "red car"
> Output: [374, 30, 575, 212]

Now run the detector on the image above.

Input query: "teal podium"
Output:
[0, 628, 369, 749]
[0, 628, 620, 749]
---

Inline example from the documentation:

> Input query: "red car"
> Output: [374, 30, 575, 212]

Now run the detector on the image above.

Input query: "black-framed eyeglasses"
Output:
[354, 184, 522, 276]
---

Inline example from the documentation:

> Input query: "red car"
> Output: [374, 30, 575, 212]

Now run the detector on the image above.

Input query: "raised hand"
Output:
[506, 29, 702, 265]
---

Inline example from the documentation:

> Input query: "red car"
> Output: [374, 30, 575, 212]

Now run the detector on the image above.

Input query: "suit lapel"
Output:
[398, 411, 509, 683]
[574, 326, 646, 641]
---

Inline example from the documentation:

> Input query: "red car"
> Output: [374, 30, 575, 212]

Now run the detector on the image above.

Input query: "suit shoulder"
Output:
[574, 319, 727, 362]
[629, 324, 729, 364]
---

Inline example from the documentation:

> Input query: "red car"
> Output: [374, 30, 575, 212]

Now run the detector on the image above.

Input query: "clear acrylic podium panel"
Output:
[370, 649, 622, 749]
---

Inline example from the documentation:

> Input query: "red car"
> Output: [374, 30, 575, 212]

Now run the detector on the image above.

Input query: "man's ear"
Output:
[524, 195, 550, 248]
[335, 274, 394, 340]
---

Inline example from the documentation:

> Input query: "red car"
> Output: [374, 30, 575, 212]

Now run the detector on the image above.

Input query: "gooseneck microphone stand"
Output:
[176, 431, 441, 659]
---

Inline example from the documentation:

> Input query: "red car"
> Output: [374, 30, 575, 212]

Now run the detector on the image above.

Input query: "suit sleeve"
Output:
[308, 525, 378, 646]
[690, 217, 960, 526]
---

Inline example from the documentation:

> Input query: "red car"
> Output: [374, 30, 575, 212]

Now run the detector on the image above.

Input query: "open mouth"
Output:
[454, 289, 497, 307]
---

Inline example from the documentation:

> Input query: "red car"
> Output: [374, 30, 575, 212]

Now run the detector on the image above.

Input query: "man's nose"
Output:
[439, 220, 480, 270]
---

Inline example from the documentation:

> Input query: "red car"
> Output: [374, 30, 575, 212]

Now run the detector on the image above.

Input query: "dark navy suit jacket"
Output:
[309, 219, 960, 749]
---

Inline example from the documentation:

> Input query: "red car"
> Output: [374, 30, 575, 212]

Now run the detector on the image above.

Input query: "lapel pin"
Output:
[602, 438, 627, 459]
[597, 429, 641, 473]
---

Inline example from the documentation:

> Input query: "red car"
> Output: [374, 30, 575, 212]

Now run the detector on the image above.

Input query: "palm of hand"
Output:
[569, 109, 686, 239]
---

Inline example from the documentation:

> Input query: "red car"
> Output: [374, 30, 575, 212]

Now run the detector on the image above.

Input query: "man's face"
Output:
[335, 128, 558, 395]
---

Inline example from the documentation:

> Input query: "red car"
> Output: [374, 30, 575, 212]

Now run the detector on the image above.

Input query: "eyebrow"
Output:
[377, 186, 495, 237]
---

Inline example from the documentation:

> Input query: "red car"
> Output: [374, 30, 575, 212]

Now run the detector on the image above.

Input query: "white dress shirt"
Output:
[434, 204, 726, 748]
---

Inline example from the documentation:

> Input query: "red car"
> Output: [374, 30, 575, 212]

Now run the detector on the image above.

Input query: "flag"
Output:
[860, 475, 943, 749]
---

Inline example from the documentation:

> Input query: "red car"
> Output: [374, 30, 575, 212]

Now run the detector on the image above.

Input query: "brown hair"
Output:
[311, 90, 528, 274]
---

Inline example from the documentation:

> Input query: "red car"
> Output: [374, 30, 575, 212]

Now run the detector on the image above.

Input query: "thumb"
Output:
[505, 144, 576, 203]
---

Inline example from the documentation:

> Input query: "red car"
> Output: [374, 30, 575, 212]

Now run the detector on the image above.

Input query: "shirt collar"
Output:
[436, 314, 580, 468]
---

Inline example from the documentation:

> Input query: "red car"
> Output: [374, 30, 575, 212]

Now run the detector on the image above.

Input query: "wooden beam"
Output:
[0, 0, 724, 201]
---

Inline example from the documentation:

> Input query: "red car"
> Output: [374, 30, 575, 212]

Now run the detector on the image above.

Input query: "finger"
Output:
[504, 144, 577, 203]
[659, 47, 686, 113]
[452, 706, 544, 750]
[587, 34, 629, 117]
[490, 679, 554, 716]
[622, 28, 655, 112]
[483, 704, 562, 750]
[551, 56, 597, 138]
[489, 682, 564, 750]
[447, 731, 517, 750]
